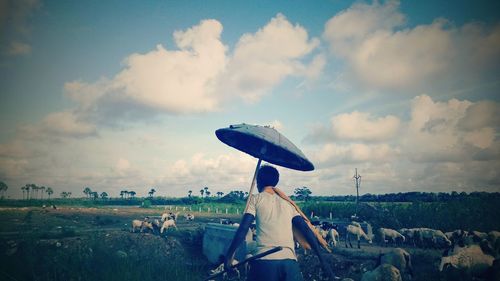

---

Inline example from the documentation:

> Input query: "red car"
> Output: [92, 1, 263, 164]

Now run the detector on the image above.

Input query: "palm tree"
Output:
[123, 190, 129, 199]
[67, 192, 72, 198]
[199, 189, 204, 198]
[46, 187, 53, 199]
[129, 191, 136, 198]
[91, 191, 98, 200]
[120, 190, 125, 199]
[83, 187, 92, 199]
[24, 184, 31, 200]
[60, 191, 68, 198]
[216, 191, 224, 198]
[39, 186, 45, 200]
[205, 191, 211, 198]
[188, 190, 192, 198]
[29, 184, 38, 199]
[100, 192, 108, 200]
[30, 185, 36, 199]
[204, 186, 209, 196]
[21, 186, 26, 200]
[0, 181, 8, 198]
[148, 188, 156, 198]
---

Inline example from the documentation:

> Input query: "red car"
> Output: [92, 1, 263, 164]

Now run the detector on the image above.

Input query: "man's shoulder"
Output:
[251, 192, 267, 202]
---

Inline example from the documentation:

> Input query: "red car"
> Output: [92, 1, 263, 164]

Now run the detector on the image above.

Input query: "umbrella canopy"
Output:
[215, 123, 314, 171]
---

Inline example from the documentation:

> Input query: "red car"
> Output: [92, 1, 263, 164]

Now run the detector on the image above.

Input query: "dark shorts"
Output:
[248, 259, 303, 281]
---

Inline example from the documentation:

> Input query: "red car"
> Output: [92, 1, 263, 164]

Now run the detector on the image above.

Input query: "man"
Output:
[224, 165, 334, 281]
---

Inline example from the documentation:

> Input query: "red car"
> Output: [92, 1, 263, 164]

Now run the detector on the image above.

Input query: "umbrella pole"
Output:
[243, 158, 262, 214]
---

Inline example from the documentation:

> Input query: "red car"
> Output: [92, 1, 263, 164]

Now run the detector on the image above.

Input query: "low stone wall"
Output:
[203, 223, 253, 264]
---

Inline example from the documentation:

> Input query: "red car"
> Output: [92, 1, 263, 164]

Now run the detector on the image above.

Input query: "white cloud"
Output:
[311, 143, 399, 167]
[115, 20, 227, 113]
[16, 111, 97, 141]
[160, 152, 257, 195]
[60, 14, 321, 129]
[0, 140, 32, 158]
[402, 95, 495, 162]
[463, 128, 495, 149]
[304, 111, 400, 143]
[220, 13, 322, 102]
[41, 111, 97, 138]
[2, 6, 499, 199]
[0, 158, 28, 179]
[330, 111, 400, 141]
[458, 101, 500, 131]
[303, 95, 499, 193]
[322, 1, 500, 92]
[5, 41, 31, 56]
[115, 158, 131, 175]
[64, 19, 227, 117]
[323, 0, 405, 57]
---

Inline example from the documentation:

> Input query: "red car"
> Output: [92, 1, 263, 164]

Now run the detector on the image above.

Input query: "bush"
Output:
[140, 199, 152, 208]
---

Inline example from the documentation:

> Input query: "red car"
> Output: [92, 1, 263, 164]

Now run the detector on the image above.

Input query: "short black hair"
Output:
[257, 165, 279, 190]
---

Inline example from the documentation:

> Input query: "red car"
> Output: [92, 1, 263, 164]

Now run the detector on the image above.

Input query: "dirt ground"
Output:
[0, 206, 444, 281]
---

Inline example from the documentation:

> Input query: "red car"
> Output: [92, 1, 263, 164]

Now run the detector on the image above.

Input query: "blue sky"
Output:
[1, 0, 499, 199]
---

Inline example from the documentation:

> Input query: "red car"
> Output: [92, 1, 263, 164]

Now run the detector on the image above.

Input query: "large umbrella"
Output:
[215, 123, 314, 212]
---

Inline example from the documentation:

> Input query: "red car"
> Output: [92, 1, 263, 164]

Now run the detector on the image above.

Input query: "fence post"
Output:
[236, 208, 239, 215]
[175, 206, 178, 211]
[208, 207, 210, 213]
[183, 207, 186, 211]
[226, 208, 228, 214]
[216, 207, 219, 214]
[199, 206, 201, 212]
[329, 212, 332, 220]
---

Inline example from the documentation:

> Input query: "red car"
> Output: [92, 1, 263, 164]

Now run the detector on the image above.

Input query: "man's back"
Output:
[247, 191, 298, 260]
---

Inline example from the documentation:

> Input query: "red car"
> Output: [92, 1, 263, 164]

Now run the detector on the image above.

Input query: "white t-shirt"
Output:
[246, 191, 300, 260]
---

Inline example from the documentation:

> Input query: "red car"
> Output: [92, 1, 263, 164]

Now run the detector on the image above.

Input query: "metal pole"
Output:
[244, 159, 262, 214]
[354, 168, 361, 216]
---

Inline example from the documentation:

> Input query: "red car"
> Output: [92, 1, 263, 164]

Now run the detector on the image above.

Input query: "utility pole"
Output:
[353, 168, 362, 217]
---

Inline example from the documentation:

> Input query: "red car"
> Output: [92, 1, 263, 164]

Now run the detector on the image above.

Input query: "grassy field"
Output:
[1, 197, 499, 281]
[5, 194, 499, 232]
[0, 206, 232, 281]
[300, 198, 500, 232]
[0, 204, 465, 281]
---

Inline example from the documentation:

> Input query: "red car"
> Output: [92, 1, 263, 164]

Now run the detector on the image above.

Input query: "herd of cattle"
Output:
[312, 220, 500, 281]
[128, 212, 499, 280]
[130, 211, 195, 235]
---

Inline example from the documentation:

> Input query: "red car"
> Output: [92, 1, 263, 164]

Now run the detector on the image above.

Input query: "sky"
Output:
[0, 0, 499, 199]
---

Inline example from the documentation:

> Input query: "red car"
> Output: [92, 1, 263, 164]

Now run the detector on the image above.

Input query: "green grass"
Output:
[0, 230, 210, 281]
[300, 198, 500, 232]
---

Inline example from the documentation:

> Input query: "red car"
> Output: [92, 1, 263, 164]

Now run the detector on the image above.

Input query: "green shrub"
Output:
[141, 199, 152, 208]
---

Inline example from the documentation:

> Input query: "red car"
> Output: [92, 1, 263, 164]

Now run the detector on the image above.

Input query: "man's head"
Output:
[257, 165, 279, 192]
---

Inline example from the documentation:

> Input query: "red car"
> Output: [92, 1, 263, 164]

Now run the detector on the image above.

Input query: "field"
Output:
[0, 204, 460, 281]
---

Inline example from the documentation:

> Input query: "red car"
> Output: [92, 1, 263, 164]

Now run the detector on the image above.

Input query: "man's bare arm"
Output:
[292, 216, 335, 280]
[224, 213, 255, 270]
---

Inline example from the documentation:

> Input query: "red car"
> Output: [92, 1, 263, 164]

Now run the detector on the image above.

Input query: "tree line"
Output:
[312, 190, 500, 202]
[1, 180, 499, 204]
